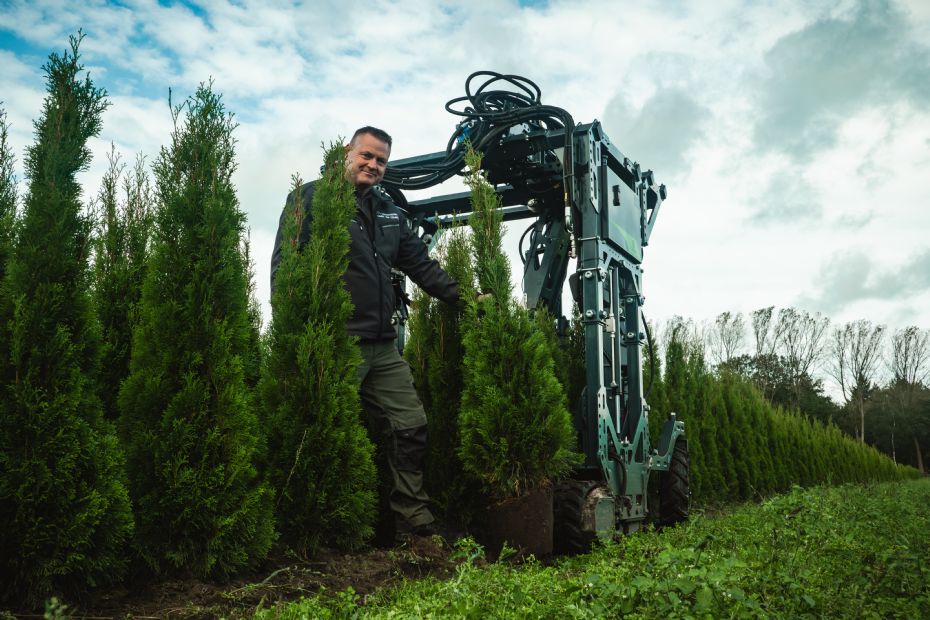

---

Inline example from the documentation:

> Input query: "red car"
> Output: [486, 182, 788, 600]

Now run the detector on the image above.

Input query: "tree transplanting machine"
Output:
[381, 72, 690, 553]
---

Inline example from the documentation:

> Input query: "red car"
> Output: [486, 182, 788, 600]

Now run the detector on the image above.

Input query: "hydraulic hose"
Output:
[382, 72, 575, 217]
[518, 221, 535, 265]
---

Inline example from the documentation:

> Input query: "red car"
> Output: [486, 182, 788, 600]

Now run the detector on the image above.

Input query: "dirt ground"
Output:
[4, 536, 478, 620]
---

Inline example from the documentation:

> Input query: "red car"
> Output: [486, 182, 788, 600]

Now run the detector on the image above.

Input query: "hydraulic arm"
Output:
[382, 72, 689, 544]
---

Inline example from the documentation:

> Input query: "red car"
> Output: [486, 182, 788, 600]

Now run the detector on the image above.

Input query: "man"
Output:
[270, 126, 464, 545]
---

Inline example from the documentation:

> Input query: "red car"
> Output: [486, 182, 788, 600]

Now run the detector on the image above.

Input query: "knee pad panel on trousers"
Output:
[393, 425, 428, 472]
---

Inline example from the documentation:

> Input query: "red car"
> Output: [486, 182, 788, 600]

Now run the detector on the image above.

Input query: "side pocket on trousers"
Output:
[394, 425, 428, 472]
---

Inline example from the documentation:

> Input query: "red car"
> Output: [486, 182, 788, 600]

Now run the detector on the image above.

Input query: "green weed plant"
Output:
[235, 478, 930, 619]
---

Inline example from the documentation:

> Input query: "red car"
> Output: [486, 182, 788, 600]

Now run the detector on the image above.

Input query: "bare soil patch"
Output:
[3, 536, 468, 620]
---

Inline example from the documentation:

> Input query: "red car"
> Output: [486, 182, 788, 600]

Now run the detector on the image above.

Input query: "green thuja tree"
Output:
[404, 220, 483, 528]
[406, 284, 434, 412]
[0, 35, 133, 605]
[643, 327, 668, 521]
[119, 83, 273, 578]
[459, 144, 578, 501]
[0, 104, 17, 273]
[239, 229, 263, 390]
[563, 303, 587, 421]
[91, 145, 153, 422]
[258, 144, 377, 556]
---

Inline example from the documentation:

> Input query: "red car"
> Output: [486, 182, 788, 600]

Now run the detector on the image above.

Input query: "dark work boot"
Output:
[394, 524, 413, 546]
[412, 521, 467, 547]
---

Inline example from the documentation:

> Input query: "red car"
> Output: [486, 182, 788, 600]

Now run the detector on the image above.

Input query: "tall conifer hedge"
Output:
[118, 83, 273, 577]
[0, 105, 17, 274]
[458, 144, 578, 501]
[0, 35, 133, 605]
[240, 231, 263, 391]
[646, 332, 920, 507]
[91, 147, 153, 423]
[257, 143, 377, 556]
[404, 221, 484, 528]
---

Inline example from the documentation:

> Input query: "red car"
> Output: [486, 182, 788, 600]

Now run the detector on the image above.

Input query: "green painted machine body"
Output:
[385, 114, 685, 532]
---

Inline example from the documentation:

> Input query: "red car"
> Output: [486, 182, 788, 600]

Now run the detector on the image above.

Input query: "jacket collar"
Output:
[369, 186, 394, 213]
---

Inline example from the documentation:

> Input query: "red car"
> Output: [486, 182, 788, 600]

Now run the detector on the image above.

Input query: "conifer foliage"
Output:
[0, 35, 133, 605]
[458, 144, 578, 501]
[404, 220, 483, 528]
[118, 82, 273, 577]
[91, 146, 153, 422]
[0, 104, 17, 273]
[258, 143, 377, 555]
[645, 330, 919, 507]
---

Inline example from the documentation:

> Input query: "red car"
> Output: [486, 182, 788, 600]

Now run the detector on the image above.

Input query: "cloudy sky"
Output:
[1, 0, 929, 351]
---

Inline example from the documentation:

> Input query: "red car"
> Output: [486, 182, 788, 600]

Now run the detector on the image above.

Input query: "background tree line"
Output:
[666, 308, 929, 474]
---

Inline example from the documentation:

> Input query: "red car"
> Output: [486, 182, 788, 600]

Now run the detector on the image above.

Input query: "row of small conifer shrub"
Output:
[0, 38, 383, 606]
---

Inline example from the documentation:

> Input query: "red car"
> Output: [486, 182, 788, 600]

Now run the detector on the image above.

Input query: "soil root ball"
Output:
[488, 484, 553, 562]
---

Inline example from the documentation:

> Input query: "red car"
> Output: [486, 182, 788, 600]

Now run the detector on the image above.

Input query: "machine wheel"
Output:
[659, 439, 690, 528]
[553, 480, 597, 556]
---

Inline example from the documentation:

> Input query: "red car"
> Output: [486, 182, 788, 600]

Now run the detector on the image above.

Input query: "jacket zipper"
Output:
[359, 199, 384, 338]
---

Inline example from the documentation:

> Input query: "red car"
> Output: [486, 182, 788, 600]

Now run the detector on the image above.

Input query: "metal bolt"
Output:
[627, 332, 635, 339]
[586, 310, 595, 318]
[584, 270, 593, 279]
[626, 298, 633, 304]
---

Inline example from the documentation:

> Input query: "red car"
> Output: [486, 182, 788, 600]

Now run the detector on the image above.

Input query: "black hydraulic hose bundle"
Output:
[518, 221, 536, 265]
[386, 71, 666, 398]
[382, 71, 575, 215]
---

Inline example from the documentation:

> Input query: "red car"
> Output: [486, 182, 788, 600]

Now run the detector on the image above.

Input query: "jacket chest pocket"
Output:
[376, 223, 399, 264]
[348, 219, 366, 258]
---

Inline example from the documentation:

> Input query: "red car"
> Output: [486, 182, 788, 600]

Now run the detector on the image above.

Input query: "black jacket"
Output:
[270, 182, 459, 340]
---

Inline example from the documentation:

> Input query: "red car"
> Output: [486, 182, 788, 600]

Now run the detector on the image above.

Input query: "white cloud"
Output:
[1, 0, 929, 359]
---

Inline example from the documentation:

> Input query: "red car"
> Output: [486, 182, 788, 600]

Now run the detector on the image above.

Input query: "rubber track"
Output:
[553, 480, 596, 556]
[659, 439, 690, 528]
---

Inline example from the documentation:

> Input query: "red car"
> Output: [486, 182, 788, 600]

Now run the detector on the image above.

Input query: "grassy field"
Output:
[238, 478, 930, 619]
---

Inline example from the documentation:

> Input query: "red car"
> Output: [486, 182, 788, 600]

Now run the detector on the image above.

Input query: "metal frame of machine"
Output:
[381, 73, 689, 547]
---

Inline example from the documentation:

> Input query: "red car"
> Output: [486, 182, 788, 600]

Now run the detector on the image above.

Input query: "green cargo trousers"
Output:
[356, 339, 434, 532]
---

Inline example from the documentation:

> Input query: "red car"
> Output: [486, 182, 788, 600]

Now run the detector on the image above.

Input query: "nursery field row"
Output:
[242, 478, 930, 620]
[0, 33, 919, 609]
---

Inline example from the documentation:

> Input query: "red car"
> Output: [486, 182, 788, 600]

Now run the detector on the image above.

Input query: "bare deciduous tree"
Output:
[886, 326, 930, 473]
[828, 319, 886, 444]
[664, 315, 703, 363]
[750, 306, 779, 402]
[776, 307, 831, 407]
[889, 326, 930, 398]
[709, 311, 746, 370]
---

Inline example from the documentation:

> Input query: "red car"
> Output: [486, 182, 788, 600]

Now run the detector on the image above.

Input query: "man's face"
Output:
[345, 133, 390, 193]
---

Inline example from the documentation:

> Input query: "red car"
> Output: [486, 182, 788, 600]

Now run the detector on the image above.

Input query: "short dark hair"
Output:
[350, 126, 392, 150]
